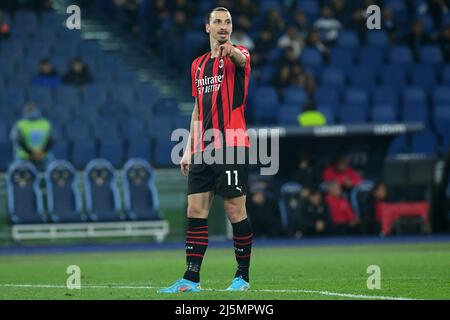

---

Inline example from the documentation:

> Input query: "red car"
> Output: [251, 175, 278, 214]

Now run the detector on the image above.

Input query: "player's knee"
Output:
[224, 201, 244, 222]
[187, 204, 208, 218]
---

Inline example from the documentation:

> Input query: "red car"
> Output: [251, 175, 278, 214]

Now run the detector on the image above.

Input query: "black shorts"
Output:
[187, 147, 249, 198]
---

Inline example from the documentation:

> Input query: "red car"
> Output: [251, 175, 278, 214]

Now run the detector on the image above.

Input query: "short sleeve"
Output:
[191, 59, 198, 97]
[236, 45, 251, 66]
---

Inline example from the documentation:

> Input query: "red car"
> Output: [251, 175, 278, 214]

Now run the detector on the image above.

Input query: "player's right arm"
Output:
[180, 97, 198, 176]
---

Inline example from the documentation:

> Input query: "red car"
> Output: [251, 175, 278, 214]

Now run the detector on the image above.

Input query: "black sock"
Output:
[232, 218, 253, 283]
[183, 218, 208, 283]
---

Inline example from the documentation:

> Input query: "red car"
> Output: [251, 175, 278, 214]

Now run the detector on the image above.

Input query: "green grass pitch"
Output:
[0, 242, 449, 300]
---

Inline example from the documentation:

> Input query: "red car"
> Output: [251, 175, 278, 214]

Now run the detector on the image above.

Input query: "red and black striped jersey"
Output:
[191, 45, 251, 153]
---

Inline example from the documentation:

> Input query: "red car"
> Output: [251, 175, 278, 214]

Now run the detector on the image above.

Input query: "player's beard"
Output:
[216, 32, 230, 44]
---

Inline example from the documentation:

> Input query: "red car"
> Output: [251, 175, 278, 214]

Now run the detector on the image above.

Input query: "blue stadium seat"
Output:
[2, 88, 26, 109]
[7, 161, 46, 224]
[53, 141, 69, 160]
[343, 88, 369, 109]
[388, 46, 414, 66]
[329, 47, 354, 68]
[98, 140, 125, 168]
[401, 104, 428, 127]
[45, 160, 85, 223]
[296, 0, 320, 19]
[300, 47, 323, 67]
[149, 116, 174, 140]
[315, 86, 340, 108]
[24, 41, 51, 59]
[122, 158, 162, 221]
[259, 65, 277, 84]
[357, 47, 385, 69]
[0, 142, 12, 172]
[153, 98, 180, 116]
[13, 11, 38, 30]
[388, 135, 409, 156]
[366, 30, 390, 48]
[50, 106, 74, 124]
[317, 107, 335, 124]
[371, 104, 397, 123]
[136, 84, 161, 107]
[109, 85, 136, 106]
[27, 87, 53, 108]
[411, 133, 436, 155]
[84, 159, 123, 222]
[174, 114, 191, 130]
[321, 68, 346, 89]
[55, 86, 80, 107]
[411, 64, 437, 90]
[433, 86, 450, 105]
[403, 87, 427, 108]
[128, 138, 152, 162]
[278, 107, 300, 125]
[442, 66, 450, 84]
[121, 118, 148, 140]
[153, 139, 177, 167]
[94, 118, 119, 141]
[71, 141, 96, 169]
[373, 86, 399, 107]
[434, 105, 450, 136]
[339, 106, 368, 124]
[52, 42, 79, 58]
[252, 86, 279, 123]
[82, 84, 108, 106]
[261, 0, 281, 13]
[379, 66, 407, 89]
[348, 66, 376, 91]
[66, 121, 92, 142]
[337, 30, 360, 48]
[283, 87, 308, 106]
[420, 45, 443, 65]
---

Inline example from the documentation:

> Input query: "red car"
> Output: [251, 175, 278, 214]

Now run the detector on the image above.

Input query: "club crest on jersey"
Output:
[219, 59, 224, 69]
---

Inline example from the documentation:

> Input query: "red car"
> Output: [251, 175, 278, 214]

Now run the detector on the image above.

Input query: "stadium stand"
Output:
[1, 0, 449, 238]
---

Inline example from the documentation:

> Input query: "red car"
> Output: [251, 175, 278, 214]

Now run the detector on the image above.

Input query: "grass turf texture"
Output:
[0, 242, 449, 300]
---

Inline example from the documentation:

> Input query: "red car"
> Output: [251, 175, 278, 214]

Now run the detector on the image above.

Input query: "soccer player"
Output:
[159, 7, 253, 293]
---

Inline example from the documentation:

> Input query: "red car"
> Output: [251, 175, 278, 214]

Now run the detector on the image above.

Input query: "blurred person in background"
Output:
[291, 152, 320, 198]
[263, 8, 286, 36]
[382, 7, 399, 42]
[0, 10, 10, 40]
[32, 58, 61, 88]
[298, 102, 326, 127]
[247, 185, 282, 239]
[10, 103, 54, 171]
[300, 189, 332, 236]
[360, 181, 388, 235]
[292, 10, 310, 38]
[305, 29, 330, 60]
[417, 0, 450, 28]
[329, 0, 352, 27]
[63, 57, 93, 87]
[114, 0, 142, 34]
[402, 20, 433, 62]
[231, 29, 255, 51]
[325, 181, 358, 235]
[323, 155, 363, 192]
[439, 24, 450, 62]
[277, 26, 304, 59]
[313, 5, 342, 45]
[274, 47, 316, 96]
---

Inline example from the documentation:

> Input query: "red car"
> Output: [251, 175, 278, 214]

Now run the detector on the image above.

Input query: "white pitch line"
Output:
[0, 283, 417, 300]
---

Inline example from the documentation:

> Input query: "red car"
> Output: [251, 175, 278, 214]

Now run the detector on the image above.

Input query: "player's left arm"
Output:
[219, 43, 249, 68]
